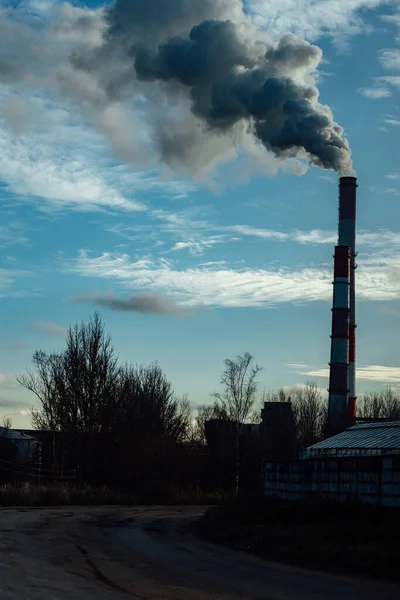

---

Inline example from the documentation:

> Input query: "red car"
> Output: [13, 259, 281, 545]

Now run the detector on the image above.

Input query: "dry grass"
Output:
[0, 482, 228, 507]
[0, 483, 136, 507]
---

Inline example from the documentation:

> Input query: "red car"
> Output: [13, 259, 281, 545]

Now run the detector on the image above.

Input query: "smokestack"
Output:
[327, 177, 357, 435]
[338, 176, 357, 427]
[328, 245, 350, 434]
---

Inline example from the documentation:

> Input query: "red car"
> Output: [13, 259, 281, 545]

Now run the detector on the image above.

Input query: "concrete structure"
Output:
[264, 420, 400, 506]
[260, 402, 296, 460]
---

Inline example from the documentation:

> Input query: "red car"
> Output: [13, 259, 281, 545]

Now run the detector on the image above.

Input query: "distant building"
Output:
[0, 426, 40, 463]
[204, 402, 297, 493]
[301, 419, 400, 459]
[0, 427, 41, 482]
[265, 420, 400, 507]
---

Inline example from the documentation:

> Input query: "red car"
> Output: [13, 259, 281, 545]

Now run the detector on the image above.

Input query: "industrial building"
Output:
[264, 176, 400, 506]
[265, 420, 400, 506]
[0, 426, 41, 483]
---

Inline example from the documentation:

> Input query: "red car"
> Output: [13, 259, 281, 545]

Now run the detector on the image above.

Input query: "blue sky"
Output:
[1, 0, 400, 427]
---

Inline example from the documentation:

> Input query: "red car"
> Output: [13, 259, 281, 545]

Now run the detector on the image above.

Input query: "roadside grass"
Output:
[196, 496, 400, 581]
[0, 482, 228, 507]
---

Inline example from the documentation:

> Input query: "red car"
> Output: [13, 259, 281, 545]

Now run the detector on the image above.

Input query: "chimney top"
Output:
[339, 176, 357, 186]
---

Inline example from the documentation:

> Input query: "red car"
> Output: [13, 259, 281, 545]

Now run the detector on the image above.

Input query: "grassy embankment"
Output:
[196, 496, 400, 581]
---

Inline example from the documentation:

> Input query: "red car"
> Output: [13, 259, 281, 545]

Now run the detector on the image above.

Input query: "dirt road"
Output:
[0, 506, 398, 599]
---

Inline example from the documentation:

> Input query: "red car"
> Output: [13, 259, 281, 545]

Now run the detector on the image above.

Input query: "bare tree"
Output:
[292, 382, 327, 448]
[18, 350, 66, 433]
[18, 313, 120, 477]
[212, 352, 262, 424]
[358, 388, 400, 420]
[114, 362, 189, 442]
[212, 352, 262, 494]
[1, 416, 12, 431]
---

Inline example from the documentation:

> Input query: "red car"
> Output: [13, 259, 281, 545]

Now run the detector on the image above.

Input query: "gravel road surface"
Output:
[0, 506, 399, 599]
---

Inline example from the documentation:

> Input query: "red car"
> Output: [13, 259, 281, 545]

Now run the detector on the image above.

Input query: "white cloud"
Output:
[235, 226, 400, 249]
[358, 87, 392, 99]
[68, 250, 333, 307]
[297, 365, 400, 384]
[0, 99, 146, 213]
[292, 229, 337, 245]
[169, 238, 229, 256]
[230, 225, 288, 241]
[377, 75, 400, 88]
[383, 116, 400, 126]
[248, 0, 390, 44]
[379, 48, 400, 70]
[66, 242, 400, 308]
[31, 321, 68, 337]
[387, 172, 400, 180]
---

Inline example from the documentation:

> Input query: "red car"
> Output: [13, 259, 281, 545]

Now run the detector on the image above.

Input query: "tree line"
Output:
[11, 312, 400, 494]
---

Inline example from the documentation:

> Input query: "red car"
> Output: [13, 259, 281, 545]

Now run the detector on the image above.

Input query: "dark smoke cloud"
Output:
[105, 0, 245, 44]
[72, 292, 193, 316]
[0, 1, 353, 175]
[81, 1, 352, 173]
[130, 22, 352, 172]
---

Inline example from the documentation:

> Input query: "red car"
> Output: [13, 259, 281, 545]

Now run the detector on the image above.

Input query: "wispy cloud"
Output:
[379, 48, 400, 70]
[68, 251, 333, 308]
[296, 365, 400, 384]
[72, 291, 194, 316]
[358, 87, 392, 99]
[31, 321, 68, 337]
[110, 200, 400, 257]
[387, 172, 400, 180]
[359, 76, 400, 100]
[229, 225, 288, 241]
[0, 113, 146, 213]
[383, 116, 400, 126]
[377, 75, 400, 88]
[248, 1, 392, 50]
[65, 243, 400, 308]
[169, 238, 229, 256]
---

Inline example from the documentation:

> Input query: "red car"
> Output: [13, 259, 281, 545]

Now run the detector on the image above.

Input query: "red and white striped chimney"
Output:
[338, 176, 357, 427]
[328, 245, 350, 434]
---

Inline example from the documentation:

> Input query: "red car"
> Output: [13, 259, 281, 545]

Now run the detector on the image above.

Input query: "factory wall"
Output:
[264, 456, 400, 507]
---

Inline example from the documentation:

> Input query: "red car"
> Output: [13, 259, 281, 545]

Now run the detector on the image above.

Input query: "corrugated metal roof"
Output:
[302, 420, 400, 458]
[0, 426, 36, 440]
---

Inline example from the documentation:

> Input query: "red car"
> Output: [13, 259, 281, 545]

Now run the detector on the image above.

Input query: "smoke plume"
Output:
[72, 292, 192, 316]
[0, 1, 353, 175]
